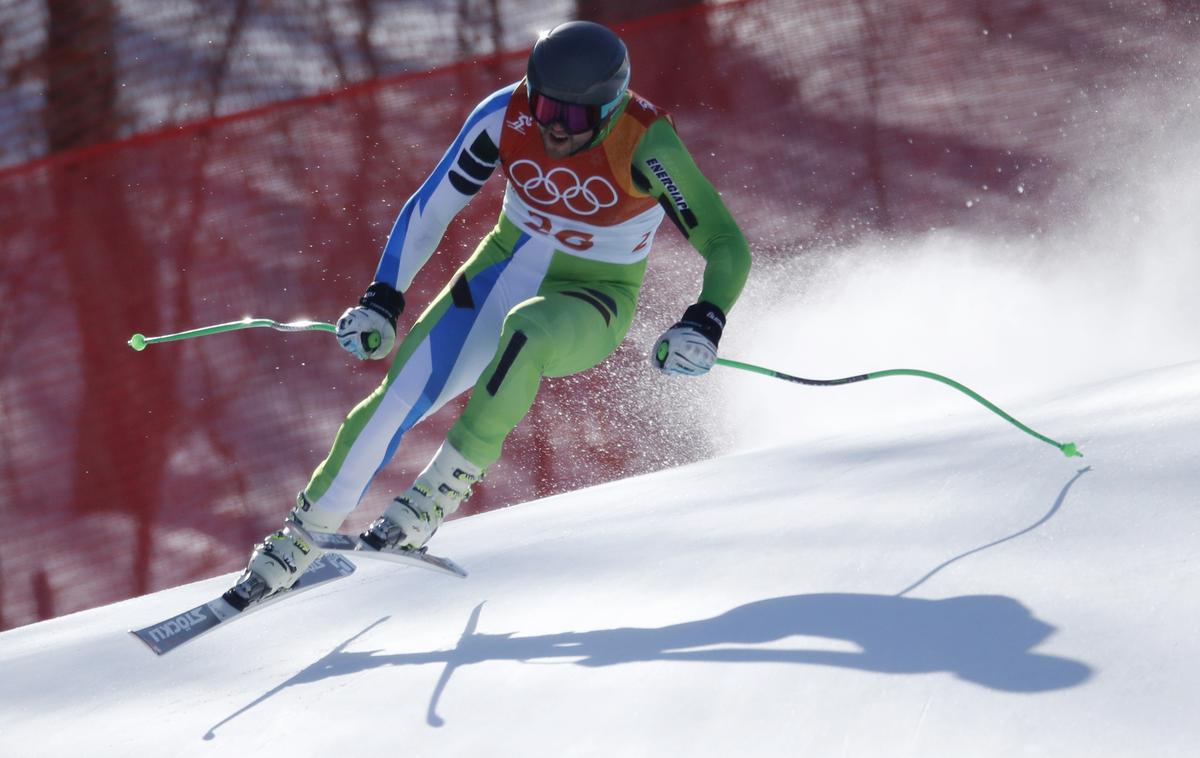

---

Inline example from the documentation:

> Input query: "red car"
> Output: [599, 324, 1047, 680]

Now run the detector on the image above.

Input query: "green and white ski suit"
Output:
[300, 81, 751, 527]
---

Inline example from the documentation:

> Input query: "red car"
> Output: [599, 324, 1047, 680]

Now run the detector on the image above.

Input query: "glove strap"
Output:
[677, 301, 726, 346]
[359, 281, 405, 327]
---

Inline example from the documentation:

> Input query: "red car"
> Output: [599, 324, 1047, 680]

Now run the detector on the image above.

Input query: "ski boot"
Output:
[361, 442, 482, 552]
[223, 494, 341, 610]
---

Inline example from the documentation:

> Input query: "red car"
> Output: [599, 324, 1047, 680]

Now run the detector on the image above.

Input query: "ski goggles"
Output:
[528, 90, 620, 135]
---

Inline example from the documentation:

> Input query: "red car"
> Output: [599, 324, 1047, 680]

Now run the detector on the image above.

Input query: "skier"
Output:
[225, 20, 752, 607]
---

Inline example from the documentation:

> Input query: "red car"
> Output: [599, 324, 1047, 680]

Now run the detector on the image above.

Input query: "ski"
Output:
[130, 552, 356, 655]
[308, 531, 468, 579]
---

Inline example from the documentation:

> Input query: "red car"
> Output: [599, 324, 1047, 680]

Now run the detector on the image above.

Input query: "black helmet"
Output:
[527, 21, 630, 107]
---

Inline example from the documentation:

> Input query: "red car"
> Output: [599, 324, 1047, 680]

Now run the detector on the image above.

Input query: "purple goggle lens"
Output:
[529, 91, 600, 135]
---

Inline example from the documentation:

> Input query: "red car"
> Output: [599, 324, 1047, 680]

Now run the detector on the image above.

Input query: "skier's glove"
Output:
[336, 281, 404, 360]
[651, 301, 726, 377]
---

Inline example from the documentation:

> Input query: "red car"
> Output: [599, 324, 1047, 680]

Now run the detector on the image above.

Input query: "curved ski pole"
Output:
[714, 358, 1082, 458]
[128, 319, 1081, 458]
[127, 318, 336, 351]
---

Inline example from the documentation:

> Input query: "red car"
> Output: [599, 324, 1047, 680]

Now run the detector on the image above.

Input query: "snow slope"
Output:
[0, 351, 1197, 756]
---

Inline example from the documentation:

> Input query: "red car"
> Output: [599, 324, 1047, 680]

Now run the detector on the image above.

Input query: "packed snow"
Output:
[0, 348, 1196, 755]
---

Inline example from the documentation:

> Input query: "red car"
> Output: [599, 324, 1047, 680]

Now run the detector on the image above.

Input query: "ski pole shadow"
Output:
[897, 466, 1092, 596]
[203, 616, 394, 740]
[205, 467, 1095, 735]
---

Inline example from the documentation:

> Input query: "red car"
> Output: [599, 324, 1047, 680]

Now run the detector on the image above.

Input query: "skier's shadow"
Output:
[205, 591, 1091, 738]
[205, 468, 1093, 737]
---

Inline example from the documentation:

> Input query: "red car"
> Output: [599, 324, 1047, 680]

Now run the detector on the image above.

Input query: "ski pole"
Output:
[127, 317, 335, 351]
[714, 358, 1081, 458]
[128, 318, 1081, 458]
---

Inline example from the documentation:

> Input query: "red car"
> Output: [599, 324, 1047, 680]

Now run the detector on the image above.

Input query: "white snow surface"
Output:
[0, 353, 1197, 756]
[1, 332, 1198, 756]
[4, 65, 1200, 758]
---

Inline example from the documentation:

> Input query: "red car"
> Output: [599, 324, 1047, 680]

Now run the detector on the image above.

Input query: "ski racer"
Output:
[225, 20, 752, 607]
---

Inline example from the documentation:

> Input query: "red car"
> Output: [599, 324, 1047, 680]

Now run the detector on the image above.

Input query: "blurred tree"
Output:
[44, 0, 119, 150]
[457, 0, 502, 60]
[45, 0, 172, 603]
[200, 0, 251, 117]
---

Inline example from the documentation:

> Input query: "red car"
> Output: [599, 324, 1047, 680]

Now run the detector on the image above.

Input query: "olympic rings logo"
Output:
[509, 159, 619, 216]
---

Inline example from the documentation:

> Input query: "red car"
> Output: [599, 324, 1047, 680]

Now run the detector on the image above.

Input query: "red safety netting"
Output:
[1, 0, 1193, 628]
[1, 0, 701, 168]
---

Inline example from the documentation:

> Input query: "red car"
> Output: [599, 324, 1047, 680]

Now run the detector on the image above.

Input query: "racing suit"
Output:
[299, 80, 752, 527]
